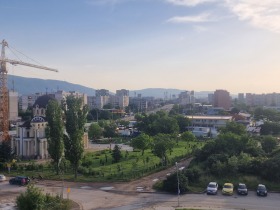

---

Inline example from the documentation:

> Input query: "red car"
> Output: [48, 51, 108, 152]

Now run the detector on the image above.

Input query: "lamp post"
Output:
[175, 162, 180, 207]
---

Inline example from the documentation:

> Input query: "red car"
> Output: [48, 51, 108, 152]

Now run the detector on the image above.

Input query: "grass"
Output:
[4, 140, 204, 183]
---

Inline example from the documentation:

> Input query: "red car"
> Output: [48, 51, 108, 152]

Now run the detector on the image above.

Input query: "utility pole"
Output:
[175, 162, 180, 207]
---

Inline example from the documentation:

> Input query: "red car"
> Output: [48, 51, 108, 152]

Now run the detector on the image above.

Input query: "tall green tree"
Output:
[88, 123, 103, 140]
[0, 141, 14, 162]
[112, 144, 122, 163]
[63, 96, 88, 179]
[181, 131, 196, 141]
[220, 122, 246, 135]
[131, 133, 152, 155]
[261, 136, 278, 153]
[45, 100, 64, 175]
[152, 134, 175, 165]
[103, 123, 117, 138]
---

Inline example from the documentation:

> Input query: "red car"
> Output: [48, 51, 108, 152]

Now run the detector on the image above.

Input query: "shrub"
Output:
[16, 184, 71, 210]
[16, 184, 45, 210]
[162, 172, 189, 194]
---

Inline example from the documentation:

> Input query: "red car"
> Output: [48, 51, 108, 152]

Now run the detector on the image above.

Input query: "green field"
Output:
[3, 141, 204, 182]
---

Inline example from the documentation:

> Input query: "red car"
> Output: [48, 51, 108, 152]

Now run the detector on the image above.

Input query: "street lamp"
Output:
[175, 162, 180, 207]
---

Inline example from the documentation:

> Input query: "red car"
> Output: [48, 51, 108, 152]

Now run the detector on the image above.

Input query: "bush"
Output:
[16, 184, 45, 210]
[184, 167, 202, 183]
[16, 184, 71, 210]
[162, 172, 189, 194]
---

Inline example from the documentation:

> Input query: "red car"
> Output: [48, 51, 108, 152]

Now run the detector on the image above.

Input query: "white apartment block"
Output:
[186, 115, 232, 128]
[116, 89, 129, 109]
[243, 92, 280, 107]
[179, 91, 195, 105]
[55, 90, 87, 106]
[9, 91, 19, 122]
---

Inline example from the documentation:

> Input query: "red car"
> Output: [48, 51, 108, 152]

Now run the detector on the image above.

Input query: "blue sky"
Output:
[1, 0, 280, 94]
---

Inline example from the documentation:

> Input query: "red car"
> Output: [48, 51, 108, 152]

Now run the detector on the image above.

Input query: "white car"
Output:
[0, 174, 6, 182]
[207, 182, 218, 195]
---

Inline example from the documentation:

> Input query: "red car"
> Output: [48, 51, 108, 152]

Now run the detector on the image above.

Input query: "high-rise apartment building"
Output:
[178, 91, 195, 105]
[95, 89, 110, 109]
[238, 93, 245, 103]
[213, 89, 231, 110]
[9, 91, 19, 122]
[116, 89, 129, 109]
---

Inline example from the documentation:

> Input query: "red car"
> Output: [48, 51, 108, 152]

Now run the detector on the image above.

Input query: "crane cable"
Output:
[8, 44, 45, 67]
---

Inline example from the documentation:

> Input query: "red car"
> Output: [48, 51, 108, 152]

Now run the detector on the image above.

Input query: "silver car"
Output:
[0, 174, 6, 182]
[207, 182, 218, 195]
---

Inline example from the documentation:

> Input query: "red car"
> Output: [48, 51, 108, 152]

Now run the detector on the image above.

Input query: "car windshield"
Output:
[208, 184, 216, 188]
[239, 185, 246, 189]
[258, 186, 266, 190]
[224, 185, 232, 189]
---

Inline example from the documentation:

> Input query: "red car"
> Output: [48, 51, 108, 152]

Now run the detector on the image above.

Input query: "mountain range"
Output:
[7, 75, 212, 98]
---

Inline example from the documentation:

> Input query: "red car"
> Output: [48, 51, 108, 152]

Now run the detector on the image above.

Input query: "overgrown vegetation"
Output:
[157, 122, 280, 193]
[16, 184, 71, 210]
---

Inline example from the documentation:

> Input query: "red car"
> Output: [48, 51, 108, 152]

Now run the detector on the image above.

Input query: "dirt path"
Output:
[35, 157, 193, 193]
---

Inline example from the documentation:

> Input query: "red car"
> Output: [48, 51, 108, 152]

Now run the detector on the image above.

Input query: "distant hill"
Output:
[7, 75, 95, 96]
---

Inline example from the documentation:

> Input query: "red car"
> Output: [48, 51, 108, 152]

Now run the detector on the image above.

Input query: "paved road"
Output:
[2, 180, 280, 210]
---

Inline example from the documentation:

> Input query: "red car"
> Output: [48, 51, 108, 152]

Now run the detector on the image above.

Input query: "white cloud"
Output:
[225, 0, 280, 33]
[166, 0, 217, 7]
[167, 13, 216, 23]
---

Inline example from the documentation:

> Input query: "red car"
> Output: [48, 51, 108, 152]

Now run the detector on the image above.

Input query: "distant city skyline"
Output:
[2, 0, 280, 94]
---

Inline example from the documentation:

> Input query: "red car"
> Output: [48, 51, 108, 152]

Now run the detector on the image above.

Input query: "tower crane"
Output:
[0, 39, 58, 142]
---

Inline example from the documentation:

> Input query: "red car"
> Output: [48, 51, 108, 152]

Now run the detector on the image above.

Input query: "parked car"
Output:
[237, 183, 248, 195]
[9, 176, 30, 186]
[222, 183, 234, 195]
[257, 184, 267, 196]
[207, 182, 218, 195]
[0, 174, 6, 182]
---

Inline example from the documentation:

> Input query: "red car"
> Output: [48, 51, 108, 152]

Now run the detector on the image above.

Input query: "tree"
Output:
[63, 96, 88, 179]
[45, 100, 64, 175]
[103, 123, 117, 138]
[88, 123, 103, 140]
[174, 115, 190, 133]
[220, 122, 246, 135]
[181, 131, 196, 141]
[162, 172, 188, 194]
[131, 133, 152, 155]
[0, 141, 14, 162]
[112, 144, 122, 163]
[261, 136, 278, 153]
[152, 134, 175, 165]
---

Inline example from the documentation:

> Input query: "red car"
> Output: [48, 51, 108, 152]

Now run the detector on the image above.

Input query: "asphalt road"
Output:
[1, 179, 280, 210]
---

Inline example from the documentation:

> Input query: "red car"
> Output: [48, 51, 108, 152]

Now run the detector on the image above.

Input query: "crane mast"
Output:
[0, 39, 58, 142]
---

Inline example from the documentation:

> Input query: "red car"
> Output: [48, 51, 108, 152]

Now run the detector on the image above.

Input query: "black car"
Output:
[9, 176, 30, 185]
[257, 184, 267, 196]
[237, 183, 248, 195]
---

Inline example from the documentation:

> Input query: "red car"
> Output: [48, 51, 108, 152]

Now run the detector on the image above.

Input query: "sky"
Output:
[1, 0, 280, 94]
